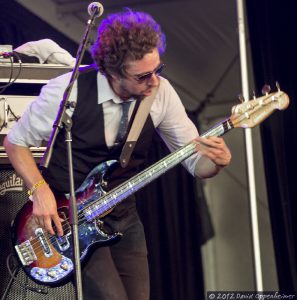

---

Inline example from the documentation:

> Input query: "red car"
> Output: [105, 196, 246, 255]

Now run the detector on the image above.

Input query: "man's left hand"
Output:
[195, 136, 231, 168]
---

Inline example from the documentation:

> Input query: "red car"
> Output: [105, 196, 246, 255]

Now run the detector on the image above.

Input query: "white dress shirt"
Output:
[7, 71, 200, 175]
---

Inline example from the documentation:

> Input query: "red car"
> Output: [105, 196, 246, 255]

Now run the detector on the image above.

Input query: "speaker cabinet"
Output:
[0, 166, 75, 299]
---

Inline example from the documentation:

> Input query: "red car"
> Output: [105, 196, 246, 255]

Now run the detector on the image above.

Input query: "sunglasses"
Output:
[127, 63, 165, 83]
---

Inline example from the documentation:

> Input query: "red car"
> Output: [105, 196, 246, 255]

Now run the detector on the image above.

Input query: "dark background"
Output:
[246, 0, 297, 292]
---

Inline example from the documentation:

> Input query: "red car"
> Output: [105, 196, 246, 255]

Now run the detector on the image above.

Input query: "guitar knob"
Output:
[35, 269, 46, 276]
[47, 270, 57, 278]
[60, 262, 69, 271]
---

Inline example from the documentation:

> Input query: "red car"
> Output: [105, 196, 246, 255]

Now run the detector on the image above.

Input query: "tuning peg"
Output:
[238, 94, 245, 103]
[261, 84, 271, 95]
[276, 81, 281, 91]
[252, 91, 257, 99]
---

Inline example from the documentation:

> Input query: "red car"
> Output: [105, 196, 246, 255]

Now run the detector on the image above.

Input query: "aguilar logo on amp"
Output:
[0, 173, 24, 196]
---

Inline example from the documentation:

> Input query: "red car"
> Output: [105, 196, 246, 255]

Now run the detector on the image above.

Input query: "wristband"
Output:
[27, 179, 46, 200]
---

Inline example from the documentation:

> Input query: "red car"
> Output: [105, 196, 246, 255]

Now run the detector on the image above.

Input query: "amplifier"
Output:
[0, 166, 75, 299]
[0, 95, 35, 135]
[0, 95, 45, 163]
[0, 63, 72, 83]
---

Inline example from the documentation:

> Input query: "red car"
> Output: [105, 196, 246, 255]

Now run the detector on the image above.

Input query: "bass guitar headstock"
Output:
[230, 83, 289, 129]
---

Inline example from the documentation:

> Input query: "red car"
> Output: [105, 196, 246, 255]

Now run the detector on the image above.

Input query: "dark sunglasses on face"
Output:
[131, 63, 165, 83]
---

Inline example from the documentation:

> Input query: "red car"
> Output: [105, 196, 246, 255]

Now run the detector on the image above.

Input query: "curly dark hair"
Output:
[91, 9, 166, 77]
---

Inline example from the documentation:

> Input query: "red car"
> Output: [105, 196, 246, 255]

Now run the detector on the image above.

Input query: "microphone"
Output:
[88, 2, 104, 18]
[0, 51, 14, 58]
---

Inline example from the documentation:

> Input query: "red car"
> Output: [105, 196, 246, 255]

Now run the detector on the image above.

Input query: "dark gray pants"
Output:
[82, 210, 149, 300]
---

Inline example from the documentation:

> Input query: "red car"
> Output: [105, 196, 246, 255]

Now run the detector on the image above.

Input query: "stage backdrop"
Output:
[247, 0, 297, 292]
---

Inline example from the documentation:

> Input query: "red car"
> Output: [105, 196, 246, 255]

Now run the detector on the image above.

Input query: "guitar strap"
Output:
[78, 65, 158, 168]
[119, 87, 158, 167]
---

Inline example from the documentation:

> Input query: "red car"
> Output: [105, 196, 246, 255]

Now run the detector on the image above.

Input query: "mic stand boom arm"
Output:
[40, 10, 101, 300]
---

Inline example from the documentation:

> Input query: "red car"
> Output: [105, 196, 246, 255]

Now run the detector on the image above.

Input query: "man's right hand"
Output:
[3, 139, 64, 236]
[32, 183, 64, 236]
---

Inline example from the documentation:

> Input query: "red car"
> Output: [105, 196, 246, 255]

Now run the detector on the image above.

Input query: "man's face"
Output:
[115, 48, 162, 100]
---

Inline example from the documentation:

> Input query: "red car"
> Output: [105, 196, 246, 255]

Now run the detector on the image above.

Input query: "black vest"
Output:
[42, 70, 155, 203]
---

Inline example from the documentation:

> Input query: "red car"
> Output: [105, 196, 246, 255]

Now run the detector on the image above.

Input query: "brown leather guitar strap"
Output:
[119, 87, 158, 167]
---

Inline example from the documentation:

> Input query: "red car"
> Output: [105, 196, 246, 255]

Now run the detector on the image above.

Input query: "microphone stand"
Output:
[40, 11, 100, 300]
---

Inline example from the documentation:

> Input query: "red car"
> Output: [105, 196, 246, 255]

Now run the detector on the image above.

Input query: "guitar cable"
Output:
[0, 52, 23, 95]
[5, 253, 48, 295]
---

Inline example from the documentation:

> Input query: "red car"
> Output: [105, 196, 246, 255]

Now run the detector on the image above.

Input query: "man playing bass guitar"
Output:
[4, 9, 231, 300]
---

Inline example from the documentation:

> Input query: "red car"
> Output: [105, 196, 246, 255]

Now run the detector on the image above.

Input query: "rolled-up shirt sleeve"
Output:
[151, 78, 200, 176]
[7, 72, 75, 147]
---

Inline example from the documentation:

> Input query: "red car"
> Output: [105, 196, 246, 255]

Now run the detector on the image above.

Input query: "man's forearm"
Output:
[194, 155, 222, 179]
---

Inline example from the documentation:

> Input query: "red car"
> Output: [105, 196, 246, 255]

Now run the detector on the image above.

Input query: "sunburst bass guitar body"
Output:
[12, 160, 122, 286]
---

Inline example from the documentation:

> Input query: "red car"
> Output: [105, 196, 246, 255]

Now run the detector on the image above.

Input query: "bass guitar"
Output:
[12, 88, 289, 286]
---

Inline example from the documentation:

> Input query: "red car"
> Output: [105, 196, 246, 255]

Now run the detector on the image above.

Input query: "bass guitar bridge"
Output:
[15, 240, 37, 266]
